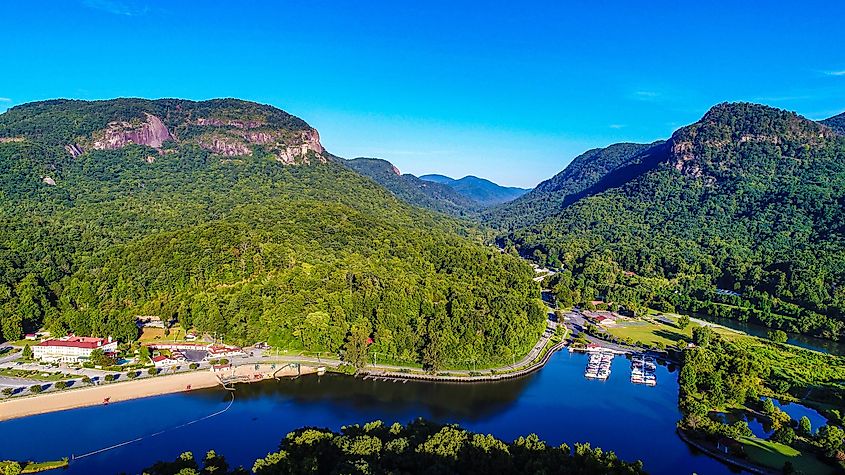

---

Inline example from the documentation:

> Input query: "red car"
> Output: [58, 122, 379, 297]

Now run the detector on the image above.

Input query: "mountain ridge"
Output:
[490, 101, 845, 341]
[419, 174, 529, 206]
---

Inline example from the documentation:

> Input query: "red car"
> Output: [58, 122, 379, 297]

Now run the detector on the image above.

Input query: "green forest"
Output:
[0, 99, 546, 370]
[494, 103, 845, 342]
[141, 420, 646, 475]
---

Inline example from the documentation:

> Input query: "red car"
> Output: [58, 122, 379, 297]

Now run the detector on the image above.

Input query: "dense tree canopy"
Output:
[142, 420, 646, 475]
[0, 99, 545, 369]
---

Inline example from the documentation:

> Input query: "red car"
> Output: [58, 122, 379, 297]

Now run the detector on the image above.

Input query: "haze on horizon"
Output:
[1, 0, 844, 188]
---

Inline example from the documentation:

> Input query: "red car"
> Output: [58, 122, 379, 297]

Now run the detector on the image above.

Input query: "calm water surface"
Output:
[696, 314, 845, 355]
[0, 352, 739, 475]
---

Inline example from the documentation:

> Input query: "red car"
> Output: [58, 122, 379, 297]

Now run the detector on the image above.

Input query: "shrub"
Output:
[148, 368, 158, 376]
[54, 381, 68, 390]
[189, 363, 200, 370]
[29, 384, 43, 394]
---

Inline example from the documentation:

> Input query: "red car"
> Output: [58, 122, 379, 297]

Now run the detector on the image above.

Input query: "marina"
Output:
[584, 349, 613, 380]
[630, 354, 657, 386]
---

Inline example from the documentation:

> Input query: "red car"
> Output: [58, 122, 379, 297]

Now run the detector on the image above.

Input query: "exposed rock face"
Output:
[192, 119, 325, 164]
[197, 136, 252, 157]
[42, 176, 56, 186]
[92, 113, 172, 150]
[65, 143, 84, 158]
[0, 136, 25, 143]
[195, 117, 264, 129]
[391, 164, 401, 175]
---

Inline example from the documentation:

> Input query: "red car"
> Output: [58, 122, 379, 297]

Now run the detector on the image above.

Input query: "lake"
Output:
[0, 351, 739, 475]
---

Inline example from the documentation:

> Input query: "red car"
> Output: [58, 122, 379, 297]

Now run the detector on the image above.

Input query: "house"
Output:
[33, 335, 118, 363]
[594, 315, 617, 327]
[24, 333, 37, 341]
[152, 355, 176, 368]
[207, 345, 244, 358]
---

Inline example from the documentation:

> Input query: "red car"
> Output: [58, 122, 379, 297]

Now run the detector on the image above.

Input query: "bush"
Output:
[29, 384, 43, 394]
[147, 368, 158, 376]
[54, 381, 68, 390]
[219, 358, 229, 365]
[127, 371, 138, 379]
[2, 387, 13, 396]
[81, 376, 92, 384]
[189, 363, 200, 370]
[104, 374, 116, 382]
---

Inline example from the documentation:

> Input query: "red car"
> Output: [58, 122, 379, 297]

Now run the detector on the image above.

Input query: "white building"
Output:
[33, 335, 118, 363]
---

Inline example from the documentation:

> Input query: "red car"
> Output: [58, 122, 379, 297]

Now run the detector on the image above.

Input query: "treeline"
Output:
[0, 99, 545, 370]
[141, 419, 646, 475]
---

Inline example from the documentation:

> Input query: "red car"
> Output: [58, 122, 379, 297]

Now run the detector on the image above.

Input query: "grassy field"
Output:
[739, 436, 834, 474]
[606, 314, 744, 347]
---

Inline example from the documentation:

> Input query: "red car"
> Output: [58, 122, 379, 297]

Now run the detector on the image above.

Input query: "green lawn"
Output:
[606, 318, 693, 347]
[739, 436, 834, 475]
[606, 314, 743, 347]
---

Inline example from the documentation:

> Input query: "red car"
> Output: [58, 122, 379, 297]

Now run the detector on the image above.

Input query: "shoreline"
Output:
[0, 364, 315, 422]
[0, 371, 221, 423]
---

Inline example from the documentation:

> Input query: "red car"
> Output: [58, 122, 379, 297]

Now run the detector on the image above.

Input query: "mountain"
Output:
[484, 142, 664, 229]
[345, 158, 479, 216]
[419, 174, 530, 206]
[0, 98, 546, 369]
[492, 102, 845, 340]
[822, 111, 845, 135]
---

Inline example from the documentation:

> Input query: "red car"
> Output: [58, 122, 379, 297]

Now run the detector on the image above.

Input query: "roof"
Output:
[152, 355, 169, 362]
[37, 336, 112, 349]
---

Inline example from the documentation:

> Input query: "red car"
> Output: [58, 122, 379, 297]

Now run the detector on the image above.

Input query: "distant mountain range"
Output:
[345, 158, 478, 216]
[419, 174, 529, 206]
[345, 160, 529, 215]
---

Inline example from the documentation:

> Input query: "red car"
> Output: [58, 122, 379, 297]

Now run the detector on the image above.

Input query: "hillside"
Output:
[493, 103, 845, 341]
[419, 174, 529, 206]
[822, 111, 845, 135]
[345, 158, 479, 216]
[0, 99, 546, 369]
[484, 142, 663, 229]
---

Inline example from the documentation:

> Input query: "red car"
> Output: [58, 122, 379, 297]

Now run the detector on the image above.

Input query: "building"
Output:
[33, 335, 118, 363]
[152, 355, 177, 368]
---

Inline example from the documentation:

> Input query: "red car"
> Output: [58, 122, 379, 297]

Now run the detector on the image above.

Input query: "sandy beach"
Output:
[0, 371, 220, 422]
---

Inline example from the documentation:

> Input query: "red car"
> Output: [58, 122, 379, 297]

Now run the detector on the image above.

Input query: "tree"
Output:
[691, 326, 714, 347]
[342, 324, 370, 369]
[90, 348, 116, 367]
[29, 384, 42, 394]
[798, 416, 812, 436]
[817, 425, 845, 456]
[767, 330, 788, 344]
[771, 426, 795, 445]
[20, 344, 32, 360]
[54, 380, 67, 390]
[677, 315, 690, 330]
[139, 345, 151, 363]
[0, 461, 22, 475]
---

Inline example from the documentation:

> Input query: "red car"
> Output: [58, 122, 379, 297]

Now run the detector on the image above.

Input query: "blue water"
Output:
[772, 399, 827, 434]
[0, 352, 739, 475]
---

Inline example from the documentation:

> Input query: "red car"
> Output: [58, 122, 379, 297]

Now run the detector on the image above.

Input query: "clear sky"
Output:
[2, 1, 844, 187]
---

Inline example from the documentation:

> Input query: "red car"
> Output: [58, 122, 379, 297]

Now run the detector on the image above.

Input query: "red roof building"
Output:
[32, 335, 118, 363]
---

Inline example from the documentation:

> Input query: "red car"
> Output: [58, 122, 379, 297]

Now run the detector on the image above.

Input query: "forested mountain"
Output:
[493, 103, 845, 341]
[420, 174, 529, 206]
[345, 158, 479, 216]
[0, 98, 546, 369]
[822, 111, 845, 136]
[483, 142, 663, 229]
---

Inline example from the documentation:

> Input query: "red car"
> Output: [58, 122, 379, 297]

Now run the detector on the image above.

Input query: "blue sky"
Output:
[1, 1, 844, 187]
